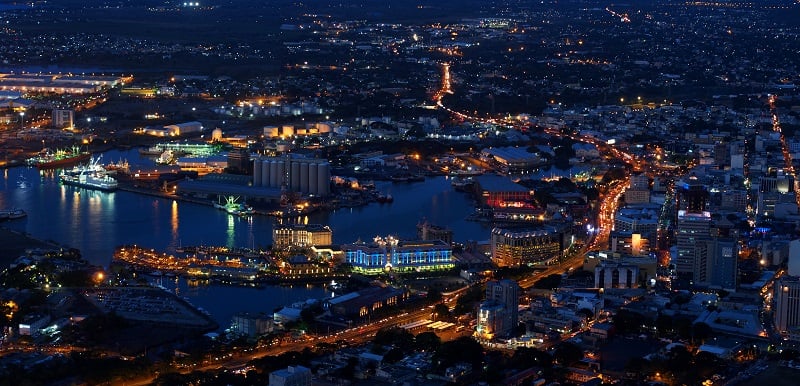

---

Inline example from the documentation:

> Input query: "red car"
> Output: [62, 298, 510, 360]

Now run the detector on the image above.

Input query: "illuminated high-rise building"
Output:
[477, 279, 519, 339]
[775, 276, 800, 336]
[675, 177, 709, 216]
[674, 210, 712, 282]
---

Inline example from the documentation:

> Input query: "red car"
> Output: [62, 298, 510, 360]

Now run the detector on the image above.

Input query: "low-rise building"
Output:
[230, 312, 273, 338]
[324, 286, 408, 320]
[273, 224, 333, 248]
[342, 236, 454, 274]
[269, 365, 312, 386]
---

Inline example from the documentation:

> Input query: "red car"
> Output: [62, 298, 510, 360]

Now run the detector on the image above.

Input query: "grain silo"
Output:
[253, 158, 263, 186]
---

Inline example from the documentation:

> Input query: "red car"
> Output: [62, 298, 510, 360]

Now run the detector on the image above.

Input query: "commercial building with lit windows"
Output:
[476, 279, 519, 340]
[342, 236, 454, 275]
[775, 276, 800, 337]
[490, 225, 573, 267]
[273, 224, 333, 248]
[473, 175, 535, 209]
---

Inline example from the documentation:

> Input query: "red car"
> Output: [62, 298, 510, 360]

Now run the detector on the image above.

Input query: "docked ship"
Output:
[138, 146, 162, 156]
[27, 147, 91, 169]
[0, 208, 27, 220]
[376, 193, 394, 204]
[451, 176, 475, 192]
[59, 156, 119, 192]
[213, 195, 254, 216]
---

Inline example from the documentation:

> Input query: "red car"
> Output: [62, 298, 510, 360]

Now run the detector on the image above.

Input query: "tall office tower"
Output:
[674, 210, 712, 282]
[226, 148, 252, 175]
[629, 173, 650, 190]
[625, 172, 651, 204]
[714, 143, 730, 169]
[774, 276, 800, 335]
[789, 240, 800, 277]
[476, 279, 519, 339]
[675, 178, 709, 216]
[757, 170, 796, 219]
[52, 109, 74, 129]
[705, 237, 738, 290]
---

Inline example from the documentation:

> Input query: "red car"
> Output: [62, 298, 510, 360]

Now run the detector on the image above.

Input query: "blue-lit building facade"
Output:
[342, 236, 454, 275]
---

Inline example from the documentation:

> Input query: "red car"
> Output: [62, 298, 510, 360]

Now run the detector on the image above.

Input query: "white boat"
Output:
[60, 156, 119, 192]
[213, 195, 254, 216]
[0, 208, 27, 220]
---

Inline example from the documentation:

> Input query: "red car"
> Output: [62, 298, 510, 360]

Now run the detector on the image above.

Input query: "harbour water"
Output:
[0, 148, 492, 329]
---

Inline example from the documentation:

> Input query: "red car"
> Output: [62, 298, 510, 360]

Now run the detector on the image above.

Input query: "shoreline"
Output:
[0, 226, 70, 267]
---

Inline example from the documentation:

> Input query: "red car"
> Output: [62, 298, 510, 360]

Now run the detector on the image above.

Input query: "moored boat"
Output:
[27, 147, 91, 169]
[213, 195, 254, 216]
[0, 208, 27, 220]
[59, 156, 119, 191]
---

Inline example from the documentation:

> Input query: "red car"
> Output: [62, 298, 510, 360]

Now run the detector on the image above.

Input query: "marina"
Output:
[0, 148, 490, 328]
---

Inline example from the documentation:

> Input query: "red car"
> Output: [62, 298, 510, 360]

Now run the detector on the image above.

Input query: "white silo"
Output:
[318, 162, 330, 195]
[300, 162, 310, 193]
[253, 158, 262, 186]
[276, 158, 286, 187]
[261, 159, 270, 187]
[269, 160, 279, 187]
[212, 128, 223, 142]
[290, 161, 301, 191]
[309, 162, 319, 195]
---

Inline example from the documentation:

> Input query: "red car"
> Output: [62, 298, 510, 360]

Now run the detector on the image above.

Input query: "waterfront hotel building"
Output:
[273, 224, 333, 248]
[491, 224, 573, 267]
[342, 236, 454, 274]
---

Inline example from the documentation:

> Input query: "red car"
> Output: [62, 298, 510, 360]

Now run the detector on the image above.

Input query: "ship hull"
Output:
[60, 178, 118, 192]
[35, 153, 92, 169]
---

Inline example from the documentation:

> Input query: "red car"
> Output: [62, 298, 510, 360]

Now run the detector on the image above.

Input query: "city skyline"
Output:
[1, 0, 800, 385]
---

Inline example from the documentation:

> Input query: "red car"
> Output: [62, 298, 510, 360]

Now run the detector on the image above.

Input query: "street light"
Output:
[19, 111, 24, 130]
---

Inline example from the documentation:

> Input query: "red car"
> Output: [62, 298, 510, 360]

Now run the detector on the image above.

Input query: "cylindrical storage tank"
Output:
[261, 159, 270, 187]
[263, 126, 279, 138]
[276, 159, 286, 187]
[212, 128, 223, 141]
[309, 163, 318, 196]
[253, 159, 262, 186]
[282, 125, 295, 137]
[318, 162, 330, 196]
[269, 160, 279, 187]
[300, 162, 309, 193]
[291, 161, 301, 191]
[316, 123, 331, 134]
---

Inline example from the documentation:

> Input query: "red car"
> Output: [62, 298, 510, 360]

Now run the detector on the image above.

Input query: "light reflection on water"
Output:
[0, 148, 499, 329]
